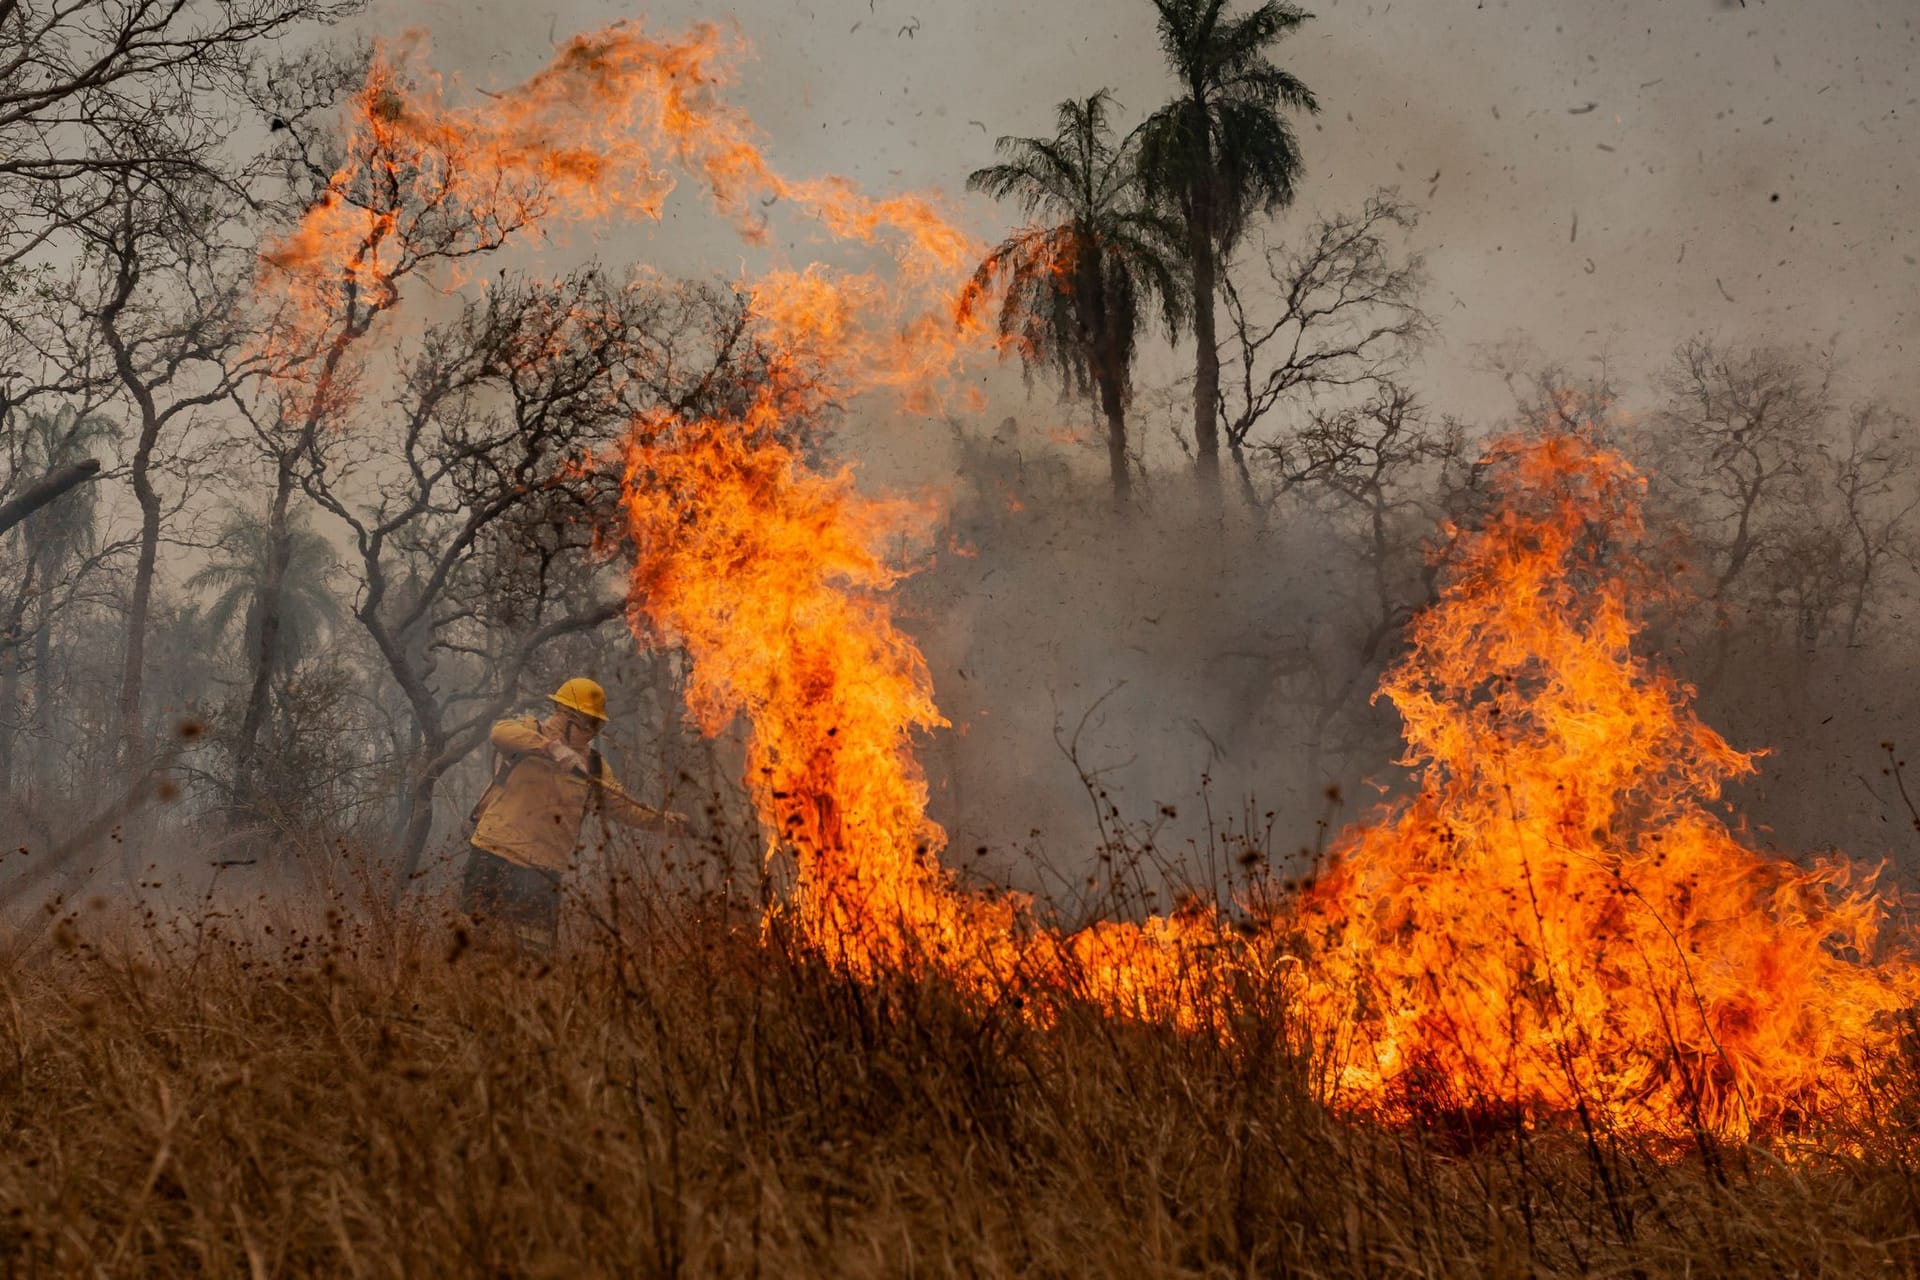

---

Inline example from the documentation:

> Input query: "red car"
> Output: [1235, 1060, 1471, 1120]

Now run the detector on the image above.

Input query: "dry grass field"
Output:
[4, 857, 1920, 1280]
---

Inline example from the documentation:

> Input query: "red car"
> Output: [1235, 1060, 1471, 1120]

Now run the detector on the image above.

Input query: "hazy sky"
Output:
[368, 0, 1919, 428]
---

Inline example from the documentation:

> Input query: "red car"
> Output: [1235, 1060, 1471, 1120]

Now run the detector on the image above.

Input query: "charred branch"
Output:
[0, 457, 99, 539]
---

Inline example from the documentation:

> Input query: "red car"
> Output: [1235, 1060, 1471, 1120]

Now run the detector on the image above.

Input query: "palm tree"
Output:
[13, 408, 115, 746]
[189, 508, 342, 684]
[15, 408, 112, 572]
[1137, 0, 1318, 493]
[962, 92, 1185, 506]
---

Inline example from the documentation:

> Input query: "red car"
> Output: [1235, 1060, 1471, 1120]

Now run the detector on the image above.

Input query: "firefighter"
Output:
[462, 676, 678, 951]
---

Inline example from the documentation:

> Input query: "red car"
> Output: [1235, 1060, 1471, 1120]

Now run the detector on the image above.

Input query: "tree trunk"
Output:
[31, 604, 49, 734]
[0, 461, 100, 539]
[30, 595, 53, 788]
[115, 427, 163, 770]
[0, 657, 18, 797]
[392, 763, 442, 896]
[1098, 367, 1133, 508]
[1228, 440, 1265, 518]
[392, 730, 471, 904]
[113, 447, 162, 887]
[232, 458, 296, 817]
[1189, 200, 1222, 497]
[99, 191, 157, 776]
[369, 599, 456, 900]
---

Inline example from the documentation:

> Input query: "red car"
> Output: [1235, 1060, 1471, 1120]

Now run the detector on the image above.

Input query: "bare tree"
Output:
[1219, 192, 1427, 506]
[224, 46, 560, 812]
[1265, 383, 1465, 782]
[299, 272, 767, 887]
[1481, 344, 1624, 442]
[1648, 338, 1836, 604]
[0, 0, 359, 266]
[0, 0, 358, 430]
[72, 174, 252, 765]
[0, 408, 127, 798]
[1822, 403, 1918, 652]
[0, 3, 361, 794]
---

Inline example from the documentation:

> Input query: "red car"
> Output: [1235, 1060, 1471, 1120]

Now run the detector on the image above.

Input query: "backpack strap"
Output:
[467, 745, 525, 826]
[585, 747, 607, 817]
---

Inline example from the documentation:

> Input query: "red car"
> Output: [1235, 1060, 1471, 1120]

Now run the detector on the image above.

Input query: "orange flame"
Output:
[1285, 433, 1920, 1139]
[620, 398, 1026, 979]
[251, 19, 1010, 972]
[265, 18, 1920, 1145]
[538, 24, 1914, 1144]
[256, 23, 744, 369]
[254, 21, 985, 406]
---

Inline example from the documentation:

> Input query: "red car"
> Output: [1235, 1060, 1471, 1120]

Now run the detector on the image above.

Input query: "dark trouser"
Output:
[462, 845, 562, 951]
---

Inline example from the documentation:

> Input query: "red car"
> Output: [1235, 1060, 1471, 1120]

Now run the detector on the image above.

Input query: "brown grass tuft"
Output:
[2, 875, 1919, 1276]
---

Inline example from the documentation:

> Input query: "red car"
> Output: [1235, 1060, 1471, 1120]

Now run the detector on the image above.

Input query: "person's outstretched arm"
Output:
[594, 774, 686, 832]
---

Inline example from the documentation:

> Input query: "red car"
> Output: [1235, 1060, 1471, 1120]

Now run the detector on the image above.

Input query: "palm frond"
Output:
[964, 92, 1189, 416]
[1215, 3, 1315, 76]
[1140, 0, 1317, 258]
[187, 508, 344, 668]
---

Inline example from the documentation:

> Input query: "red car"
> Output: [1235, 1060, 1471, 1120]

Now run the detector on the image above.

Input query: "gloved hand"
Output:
[544, 739, 588, 774]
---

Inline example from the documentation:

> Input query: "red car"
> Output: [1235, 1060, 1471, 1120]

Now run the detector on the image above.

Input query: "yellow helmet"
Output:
[549, 676, 607, 722]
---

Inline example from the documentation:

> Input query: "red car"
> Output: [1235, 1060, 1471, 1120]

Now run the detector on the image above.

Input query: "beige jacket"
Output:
[470, 715, 669, 872]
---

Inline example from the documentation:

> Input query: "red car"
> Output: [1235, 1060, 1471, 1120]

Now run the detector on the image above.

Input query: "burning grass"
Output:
[15, 17, 1915, 1273]
[4, 871, 1920, 1277]
[622, 409, 1920, 1145]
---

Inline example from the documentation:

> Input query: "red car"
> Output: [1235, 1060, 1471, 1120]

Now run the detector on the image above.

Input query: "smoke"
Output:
[898, 417, 1400, 902]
